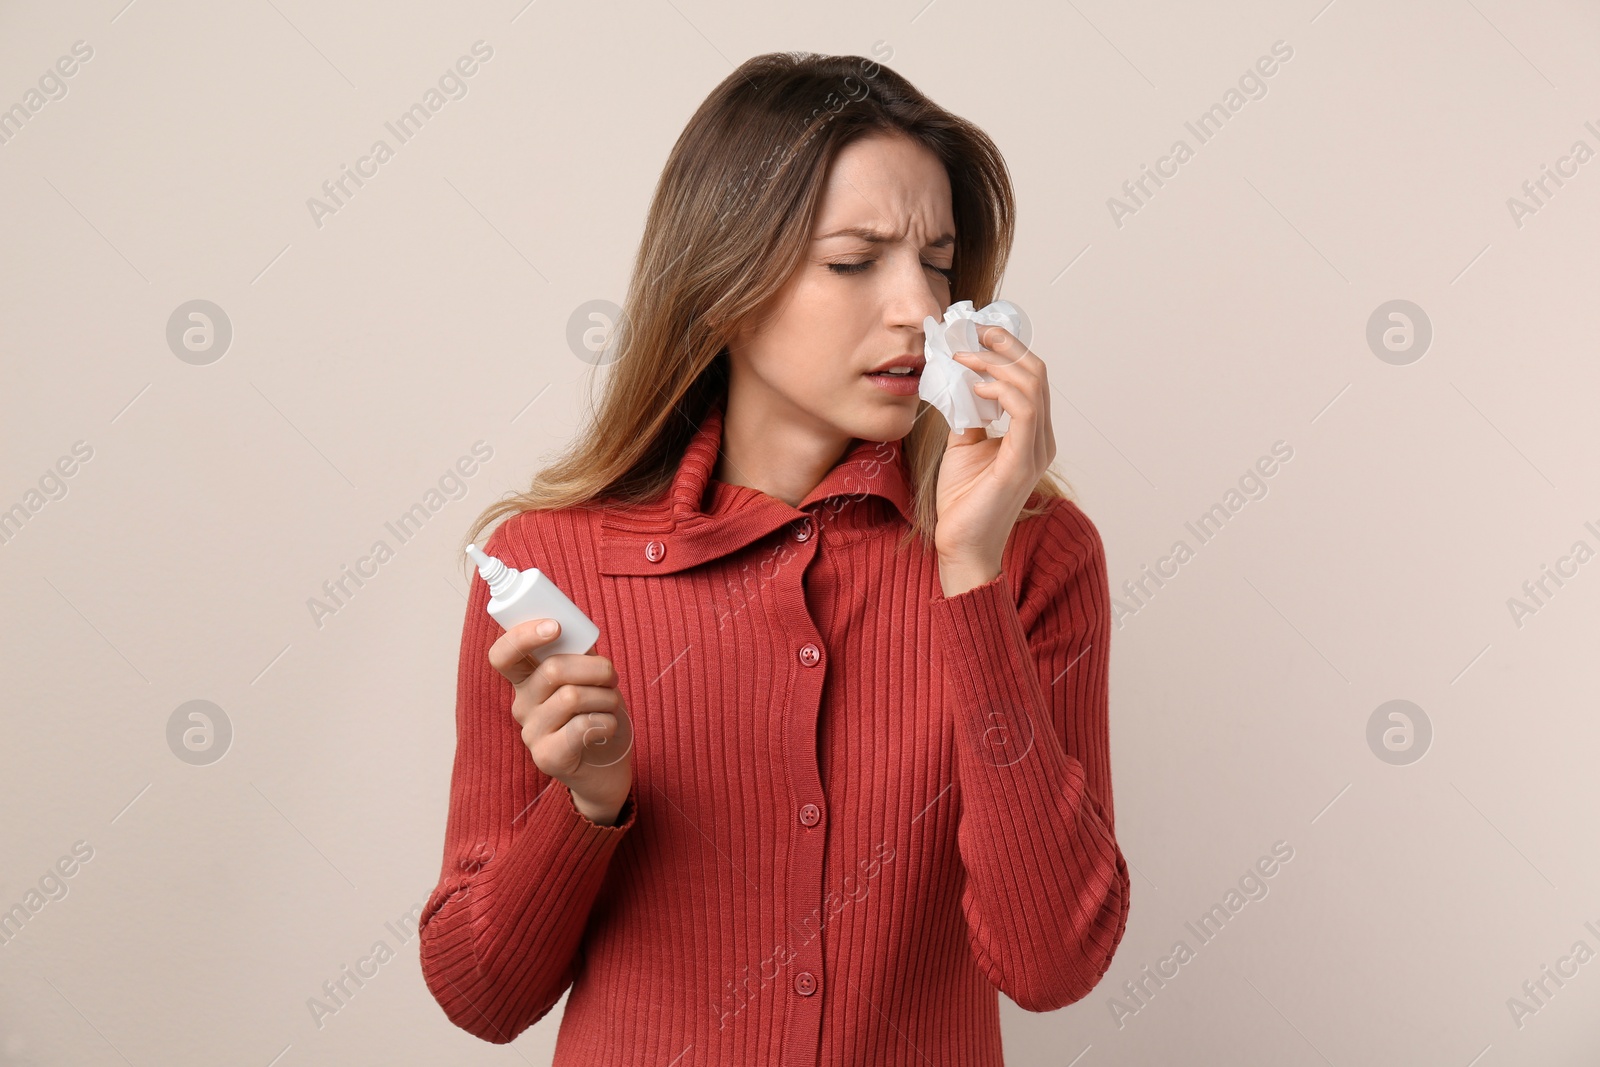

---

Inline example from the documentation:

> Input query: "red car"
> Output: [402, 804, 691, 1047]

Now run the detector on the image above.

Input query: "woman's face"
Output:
[726, 130, 955, 448]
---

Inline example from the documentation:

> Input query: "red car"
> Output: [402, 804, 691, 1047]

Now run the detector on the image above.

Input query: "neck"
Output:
[714, 392, 853, 508]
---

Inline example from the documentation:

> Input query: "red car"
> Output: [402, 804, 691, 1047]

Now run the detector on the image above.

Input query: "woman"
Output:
[420, 50, 1129, 1065]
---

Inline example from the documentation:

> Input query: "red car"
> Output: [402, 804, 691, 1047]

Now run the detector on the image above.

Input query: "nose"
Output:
[885, 248, 948, 334]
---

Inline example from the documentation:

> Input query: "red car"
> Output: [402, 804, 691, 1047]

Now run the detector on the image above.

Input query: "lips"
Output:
[865, 355, 925, 375]
[864, 365, 922, 396]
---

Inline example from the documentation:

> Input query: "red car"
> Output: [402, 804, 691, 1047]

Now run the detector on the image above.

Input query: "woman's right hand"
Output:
[487, 619, 633, 826]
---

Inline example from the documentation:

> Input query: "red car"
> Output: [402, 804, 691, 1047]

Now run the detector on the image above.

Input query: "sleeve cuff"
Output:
[467, 780, 637, 937]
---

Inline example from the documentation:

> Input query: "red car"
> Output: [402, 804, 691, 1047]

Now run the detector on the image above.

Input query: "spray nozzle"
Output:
[466, 544, 517, 597]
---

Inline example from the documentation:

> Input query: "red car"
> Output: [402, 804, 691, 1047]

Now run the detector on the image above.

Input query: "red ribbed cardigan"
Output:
[420, 395, 1130, 1065]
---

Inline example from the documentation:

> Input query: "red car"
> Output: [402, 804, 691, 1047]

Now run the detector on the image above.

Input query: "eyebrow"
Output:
[814, 225, 954, 249]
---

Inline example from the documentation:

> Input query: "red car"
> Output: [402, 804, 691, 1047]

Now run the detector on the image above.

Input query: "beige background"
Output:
[3, 0, 1598, 1063]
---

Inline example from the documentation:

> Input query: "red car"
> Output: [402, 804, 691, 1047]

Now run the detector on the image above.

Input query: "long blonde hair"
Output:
[462, 50, 1071, 569]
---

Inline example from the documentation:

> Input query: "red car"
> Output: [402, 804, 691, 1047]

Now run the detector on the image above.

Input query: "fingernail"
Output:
[537, 621, 558, 637]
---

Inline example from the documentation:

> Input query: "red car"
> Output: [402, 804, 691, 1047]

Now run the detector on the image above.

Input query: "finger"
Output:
[528, 699, 632, 773]
[971, 379, 1040, 466]
[972, 377, 1030, 416]
[487, 619, 570, 687]
[962, 324, 1057, 478]
[959, 344, 1050, 454]
[531, 682, 625, 740]
[953, 347, 1039, 394]
[521, 651, 618, 707]
[956, 352, 1042, 455]
[986, 327, 1052, 461]
[1040, 380, 1056, 466]
[980, 325, 1039, 367]
[553, 707, 633, 770]
[575, 707, 634, 768]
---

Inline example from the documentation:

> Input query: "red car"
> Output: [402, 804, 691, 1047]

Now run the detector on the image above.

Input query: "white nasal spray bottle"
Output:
[465, 543, 600, 661]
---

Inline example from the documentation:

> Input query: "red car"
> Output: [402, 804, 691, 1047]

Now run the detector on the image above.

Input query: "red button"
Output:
[644, 540, 666, 562]
[798, 643, 821, 667]
[795, 971, 817, 996]
[793, 518, 813, 542]
[799, 803, 820, 826]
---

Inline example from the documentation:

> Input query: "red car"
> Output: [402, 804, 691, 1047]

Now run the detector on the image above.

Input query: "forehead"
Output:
[812, 132, 954, 237]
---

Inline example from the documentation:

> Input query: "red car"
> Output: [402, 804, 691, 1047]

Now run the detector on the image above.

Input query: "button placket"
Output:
[776, 516, 827, 1059]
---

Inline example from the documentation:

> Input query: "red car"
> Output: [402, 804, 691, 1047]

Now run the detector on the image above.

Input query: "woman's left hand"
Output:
[932, 325, 1057, 591]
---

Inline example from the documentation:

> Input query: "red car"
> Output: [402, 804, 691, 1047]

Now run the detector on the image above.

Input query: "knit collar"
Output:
[676, 394, 913, 525]
[595, 394, 915, 577]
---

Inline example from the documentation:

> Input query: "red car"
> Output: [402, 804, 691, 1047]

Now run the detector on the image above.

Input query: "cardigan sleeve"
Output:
[928, 496, 1130, 1012]
[418, 514, 638, 1044]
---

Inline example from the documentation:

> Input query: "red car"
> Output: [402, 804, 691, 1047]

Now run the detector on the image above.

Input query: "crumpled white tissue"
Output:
[918, 299, 1024, 434]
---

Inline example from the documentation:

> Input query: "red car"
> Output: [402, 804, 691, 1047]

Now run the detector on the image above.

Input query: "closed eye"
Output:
[826, 259, 955, 282]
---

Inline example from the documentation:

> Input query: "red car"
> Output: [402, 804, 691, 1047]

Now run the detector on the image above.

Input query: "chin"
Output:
[842, 399, 918, 442]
